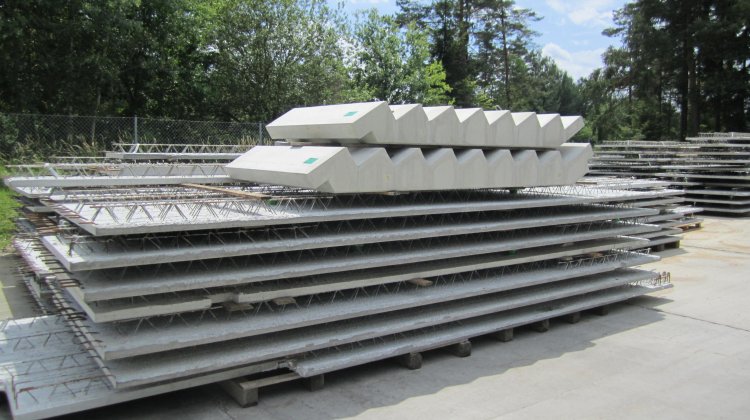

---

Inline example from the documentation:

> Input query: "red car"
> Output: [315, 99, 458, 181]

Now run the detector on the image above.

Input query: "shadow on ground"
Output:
[0, 253, 38, 319]
[652, 247, 688, 258]
[63, 299, 668, 420]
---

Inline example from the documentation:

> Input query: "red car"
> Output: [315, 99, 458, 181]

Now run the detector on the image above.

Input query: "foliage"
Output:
[0, 114, 18, 158]
[0, 165, 20, 250]
[395, 0, 580, 114]
[598, 0, 750, 139]
[0, 0, 209, 119]
[1, 0, 748, 147]
[204, 0, 350, 122]
[348, 10, 452, 105]
[473, 0, 540, 109]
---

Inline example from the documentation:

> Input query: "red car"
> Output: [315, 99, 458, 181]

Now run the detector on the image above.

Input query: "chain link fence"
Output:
[0, 113, 269, 162]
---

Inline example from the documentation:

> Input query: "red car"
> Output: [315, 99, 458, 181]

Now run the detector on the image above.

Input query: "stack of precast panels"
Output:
[578, 176, 703, 249]
[1, 103, 672, 419]
[590, 133, 750, 216]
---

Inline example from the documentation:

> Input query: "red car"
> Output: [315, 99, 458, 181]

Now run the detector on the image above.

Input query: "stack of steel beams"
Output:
[1, 103, 672, 419]
[590, 133, 750, 216]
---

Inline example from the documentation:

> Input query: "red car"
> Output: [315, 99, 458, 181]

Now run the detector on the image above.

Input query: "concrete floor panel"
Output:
[2, 218, 748, 419]
[4, 216, 739, 420]
[44, 205, 655, 271]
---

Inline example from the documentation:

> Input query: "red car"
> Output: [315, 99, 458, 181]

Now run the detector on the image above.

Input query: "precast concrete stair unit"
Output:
[264, 102, 584, 148]
[227, 102, 592, 193]
[226, 144, 591, 193]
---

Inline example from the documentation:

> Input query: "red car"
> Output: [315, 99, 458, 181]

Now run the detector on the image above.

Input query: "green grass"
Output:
[0, 165, 20, 251]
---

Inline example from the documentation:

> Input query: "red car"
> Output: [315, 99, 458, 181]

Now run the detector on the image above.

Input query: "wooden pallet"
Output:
[679, 222, 702, 232]
[649, 240, 681, 252]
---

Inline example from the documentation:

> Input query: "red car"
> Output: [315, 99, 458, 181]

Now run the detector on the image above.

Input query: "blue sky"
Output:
[328, 0, 628, 80]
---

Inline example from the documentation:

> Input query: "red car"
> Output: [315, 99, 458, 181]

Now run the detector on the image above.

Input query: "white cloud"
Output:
[545, 0, 616, 27]
[542, 43, 605, 79]
[546, 0, 566, 13]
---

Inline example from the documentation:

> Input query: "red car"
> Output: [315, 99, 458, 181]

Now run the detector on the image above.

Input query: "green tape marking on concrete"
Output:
[303, 157, 318, 164]
[344, 111, 357, 117]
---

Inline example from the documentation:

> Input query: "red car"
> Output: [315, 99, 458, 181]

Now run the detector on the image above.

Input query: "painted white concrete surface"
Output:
[266, 102, 584, 148]
[226, 144, 593, 193]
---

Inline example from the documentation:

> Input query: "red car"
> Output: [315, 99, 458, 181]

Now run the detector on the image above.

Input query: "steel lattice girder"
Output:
[41, 187, 679, 236]
[82, 267, 660, 360]
[106, 274, 661, 388]
[62, 239, 649, 323]
[43, 205, 655, 271]
[69, 221, 659, 301]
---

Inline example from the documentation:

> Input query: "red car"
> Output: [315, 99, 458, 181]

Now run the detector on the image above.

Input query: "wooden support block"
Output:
[449, 340, 472, 357]
[563, 312, 581, 324]
[397, 352, 423, 370]
[407, 278, 433, 287]
[304, 374, 325, 392]
[592, 305, 611, 316]
[223, 301, 254, 312]
[220, 372, 299, 408]
[490, 328, 514, 342]
[272, 297, 296, 306]
[219, 378, 259, 407]
[531, 319, 550, 333]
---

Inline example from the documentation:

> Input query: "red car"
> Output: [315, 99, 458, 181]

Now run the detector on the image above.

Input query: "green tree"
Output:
[397, 0, 549, 110]
[473, 0, 539, 109]
[397, 0, 479, 106]
[603, 0, 750, 138]
[512, 51, 581, 114]
[0, 0, 208, 118]
[348, 10, 451, 105]
[203, 0, 348, 122]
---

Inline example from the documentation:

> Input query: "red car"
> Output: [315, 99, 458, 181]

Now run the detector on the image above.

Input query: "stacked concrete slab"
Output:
[578, 177, 703, 249]
[227, 102, 591, 193]
[590, 133, 750, 216]
[1, 103, 672, 419]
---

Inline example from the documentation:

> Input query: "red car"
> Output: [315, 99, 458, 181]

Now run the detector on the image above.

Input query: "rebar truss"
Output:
[110, 143, 252, 154]
[85, 248, 650, 336]
[53, 204, 643, 257]
[5, 162, 229, 178]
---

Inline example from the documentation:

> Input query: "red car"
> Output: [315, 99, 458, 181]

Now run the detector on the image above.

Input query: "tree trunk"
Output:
[688, 52, 699, 137]
[455, 0, 471, 106]
[500, 7, 511, 108]
[90, 86, 101, 144]
[679, 18, 689, 140]
[657, 69, 663, 139]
